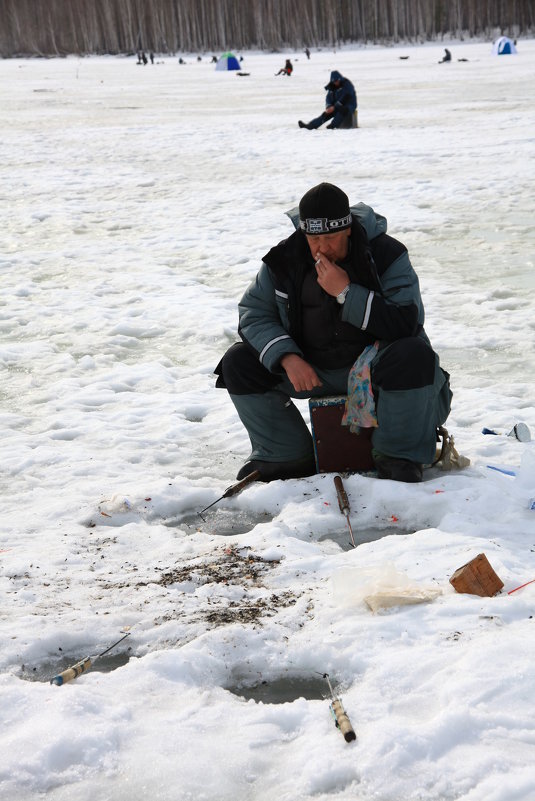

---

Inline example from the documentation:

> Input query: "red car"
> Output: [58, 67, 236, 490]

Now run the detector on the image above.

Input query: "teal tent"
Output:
[216, 52, 240, 71]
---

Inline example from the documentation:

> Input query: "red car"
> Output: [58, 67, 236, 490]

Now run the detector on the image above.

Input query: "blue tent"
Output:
[491, 37, 517, 55]
[216, 52, 240, 71]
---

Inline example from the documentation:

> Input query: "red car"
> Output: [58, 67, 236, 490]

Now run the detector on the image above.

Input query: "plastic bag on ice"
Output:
[331, 562, 442, 612]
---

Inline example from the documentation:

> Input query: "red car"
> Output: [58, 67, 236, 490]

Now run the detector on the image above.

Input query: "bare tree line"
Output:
[0, 0, 532, 56]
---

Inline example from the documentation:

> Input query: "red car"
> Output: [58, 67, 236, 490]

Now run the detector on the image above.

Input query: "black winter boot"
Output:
[236, 455, 316, 482]
[372, 450, 423, 483]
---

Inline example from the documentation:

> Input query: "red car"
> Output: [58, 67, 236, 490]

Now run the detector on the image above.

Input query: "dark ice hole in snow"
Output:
[166, 508, 273, 536]
[18, 650, 131, 683]
[168, 510, 413, 545]
[319, 526, 414, 551]
[227, 675, 327, 703]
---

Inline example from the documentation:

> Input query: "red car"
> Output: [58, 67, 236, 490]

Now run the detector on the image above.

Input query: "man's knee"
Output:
[372, 337, 436, 391]
[215, 342, 278, 394]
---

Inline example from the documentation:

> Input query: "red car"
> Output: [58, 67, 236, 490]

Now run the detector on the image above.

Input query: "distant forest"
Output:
[0, 0, 532, 56]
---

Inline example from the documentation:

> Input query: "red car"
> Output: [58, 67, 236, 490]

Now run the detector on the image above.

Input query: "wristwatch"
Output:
[336, 285, 350, 304]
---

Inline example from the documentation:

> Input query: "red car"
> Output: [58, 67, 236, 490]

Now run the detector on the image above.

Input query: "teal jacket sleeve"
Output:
[238, 263, 303, 372]
[341, 250, 426, 340]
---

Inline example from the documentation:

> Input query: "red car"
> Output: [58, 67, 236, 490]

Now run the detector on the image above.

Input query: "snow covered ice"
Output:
[1, 40, 535, 801]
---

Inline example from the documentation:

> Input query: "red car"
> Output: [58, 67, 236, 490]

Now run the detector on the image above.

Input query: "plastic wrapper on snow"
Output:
[331, 562, 442, 612]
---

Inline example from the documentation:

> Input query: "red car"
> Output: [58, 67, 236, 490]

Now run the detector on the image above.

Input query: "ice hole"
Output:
[226, 675, 327, 703]
[18, 650, 131, 683]
[319, 526, 414, 551]
[166, 508, 273, 536]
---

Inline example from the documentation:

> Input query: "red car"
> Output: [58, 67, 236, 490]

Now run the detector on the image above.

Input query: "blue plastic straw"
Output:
[486, 465, 516, 477]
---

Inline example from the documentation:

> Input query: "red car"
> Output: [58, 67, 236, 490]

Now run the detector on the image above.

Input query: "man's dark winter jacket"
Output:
[238, 203, 428, 374]
[324, 70, 357, 114]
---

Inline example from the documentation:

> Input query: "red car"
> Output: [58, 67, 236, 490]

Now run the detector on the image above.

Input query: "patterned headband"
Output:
[299, 213, 352, 234]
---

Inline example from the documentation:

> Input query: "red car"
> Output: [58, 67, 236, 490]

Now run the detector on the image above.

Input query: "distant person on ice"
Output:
[439, 48, 452, 63]
[298, 70, 357, 129]
[275, 59, 293, 76]
[215, 183, 452, 484]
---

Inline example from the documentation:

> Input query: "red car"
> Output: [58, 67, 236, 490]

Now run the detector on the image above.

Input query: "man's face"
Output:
[305, 228, 351, 264]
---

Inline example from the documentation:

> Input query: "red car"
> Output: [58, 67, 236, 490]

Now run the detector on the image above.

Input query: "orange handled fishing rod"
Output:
[198, 470, 260, 519]
[334, 475, 356, 548]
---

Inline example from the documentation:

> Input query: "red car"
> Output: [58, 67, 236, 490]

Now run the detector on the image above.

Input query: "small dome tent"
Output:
[491, 37, 517, 55]
[215, 52, 240, 71]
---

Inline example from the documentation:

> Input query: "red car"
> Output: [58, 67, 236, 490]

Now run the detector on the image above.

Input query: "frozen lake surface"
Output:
[1, 39, 535, 801]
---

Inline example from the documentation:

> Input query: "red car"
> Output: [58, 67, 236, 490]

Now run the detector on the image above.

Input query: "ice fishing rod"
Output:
[334, 475, 356, 548]
[321, 672, 356, 742]
[482, 423, 531, 442]
[50, 632, 131, 686]
[198, 470, 260, 520]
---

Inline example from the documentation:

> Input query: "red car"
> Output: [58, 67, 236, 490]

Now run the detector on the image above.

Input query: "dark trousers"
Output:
[216, 338, 451, 465]
[307, 107, 350, 129]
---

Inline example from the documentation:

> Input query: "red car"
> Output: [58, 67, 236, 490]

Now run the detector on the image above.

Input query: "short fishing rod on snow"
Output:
[321, 673, 356, 742]
[198, 469, 260, 520]
[482, 422, 531, 441]
[334, 475, 356, 548]
[50, 633, 131, 686]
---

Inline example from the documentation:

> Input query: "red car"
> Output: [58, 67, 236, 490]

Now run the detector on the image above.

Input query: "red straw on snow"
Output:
[507, 579, 535, 595]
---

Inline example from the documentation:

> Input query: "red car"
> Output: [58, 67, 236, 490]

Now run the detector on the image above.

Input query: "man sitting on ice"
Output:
[298, 71, 357, 129]
[215, 183, 452, 483]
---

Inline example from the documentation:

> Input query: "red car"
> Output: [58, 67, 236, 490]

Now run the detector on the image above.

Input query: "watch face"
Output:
[337, 286, 349, 303]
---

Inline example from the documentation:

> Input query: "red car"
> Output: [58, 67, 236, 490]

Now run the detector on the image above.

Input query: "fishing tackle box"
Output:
[309, 395, 374, 474]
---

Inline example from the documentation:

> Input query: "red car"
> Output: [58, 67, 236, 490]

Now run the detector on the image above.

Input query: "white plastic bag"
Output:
[332, 562, 441, 612]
